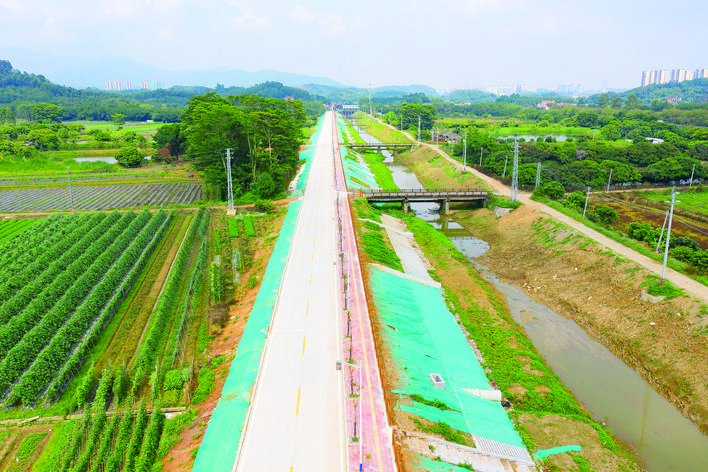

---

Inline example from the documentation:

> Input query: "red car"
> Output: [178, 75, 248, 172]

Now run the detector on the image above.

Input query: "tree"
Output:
[625, 93, 641, 109]
[32, 103, 62, 123]
[592, 205, 618, 225]
[610, 95, 623, 109]
[0, 60, 12, 76]
[115, 147, 145, 167]
[112, 113, 126, 128]
[542, 181, 566, 200]
[152, 123, 186, 159]
[597, 93, 610, 108]
[254, 172, 278, 198]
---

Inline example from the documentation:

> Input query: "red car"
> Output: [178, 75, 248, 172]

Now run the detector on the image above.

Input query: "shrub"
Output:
[254, 199, 275, 213]
[592, 205, 618, 225]
[191, 368, 215, 404]
[542, 181, 566, 200]
[254, 173, 278, 198]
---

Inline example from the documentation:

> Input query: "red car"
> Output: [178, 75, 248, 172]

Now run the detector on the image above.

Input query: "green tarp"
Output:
[369, 266, 525, 449]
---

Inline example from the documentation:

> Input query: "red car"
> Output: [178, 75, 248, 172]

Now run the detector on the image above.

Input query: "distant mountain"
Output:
[0, 48, 343, 90]
[301, 83, 440, 103]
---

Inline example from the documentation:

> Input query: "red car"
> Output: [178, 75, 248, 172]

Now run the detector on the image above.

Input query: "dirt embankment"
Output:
[454, 206, 708, 436]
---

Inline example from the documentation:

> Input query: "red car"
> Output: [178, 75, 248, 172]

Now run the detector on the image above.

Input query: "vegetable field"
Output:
[0, 182, 203, 212]
[0, 209, 172, 407]
[0, 218, 37, 242]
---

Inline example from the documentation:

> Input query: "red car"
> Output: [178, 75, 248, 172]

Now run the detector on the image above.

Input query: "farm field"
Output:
[0, 203, 285, 470]
[0, 181, 203, 212]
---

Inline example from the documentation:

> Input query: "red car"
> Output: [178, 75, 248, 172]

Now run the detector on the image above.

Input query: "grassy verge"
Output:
[354, 113, 414, 144]
[532, 194, 708, 288]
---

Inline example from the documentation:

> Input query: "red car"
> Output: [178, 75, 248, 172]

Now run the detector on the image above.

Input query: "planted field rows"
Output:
[0, 182, 202, 212]
[0, 209, 172, 407]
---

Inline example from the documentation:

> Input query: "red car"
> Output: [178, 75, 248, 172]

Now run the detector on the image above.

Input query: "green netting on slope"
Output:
[192, 200, 302, 472]
[340, 146, 377, 189]
[309, 113, 325, 145]
[292, 145, 315, 196]
[368, 266, 525, 448]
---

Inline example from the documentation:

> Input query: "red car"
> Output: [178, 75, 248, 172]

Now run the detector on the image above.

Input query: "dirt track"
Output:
[373, 115, 708, 306]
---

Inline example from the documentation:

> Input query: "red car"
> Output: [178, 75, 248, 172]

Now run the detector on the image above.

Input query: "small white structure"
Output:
[429, 373, 446, 390]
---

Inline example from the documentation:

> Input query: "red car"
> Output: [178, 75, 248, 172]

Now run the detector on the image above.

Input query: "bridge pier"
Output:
[440, 198, 449, 214]
[402, 199, 409, 213]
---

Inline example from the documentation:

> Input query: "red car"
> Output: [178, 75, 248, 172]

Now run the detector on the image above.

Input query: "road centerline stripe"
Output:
[296, 388, 301, 415]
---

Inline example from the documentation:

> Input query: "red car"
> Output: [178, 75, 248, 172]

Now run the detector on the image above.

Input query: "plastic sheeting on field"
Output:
[368, 265, 526, 449]
[192, 199, 302, 472]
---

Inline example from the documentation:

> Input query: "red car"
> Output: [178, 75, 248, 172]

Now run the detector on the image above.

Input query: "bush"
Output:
[542, 181, 566, 200]
[254, 199, 275, 213]
[115, 146, 145, 167]
[191, 368, 215, 404]
[164, 368, 189, 391]
[592, 205, 618, 225]
[254, 172, 278, 198]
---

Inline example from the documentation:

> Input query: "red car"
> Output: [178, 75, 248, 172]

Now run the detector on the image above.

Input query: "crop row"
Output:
[0, 212, 105, 317]
[0, 215, 73, 282]
[45, 211, 174, 402]
[133, 208, 208, 382]
[0, 182, 203, 212]
[46, 371, 167, 472]
[0, 218, 37, 243]
[0, 210, 170, 406]
[0, 211, 145, 402]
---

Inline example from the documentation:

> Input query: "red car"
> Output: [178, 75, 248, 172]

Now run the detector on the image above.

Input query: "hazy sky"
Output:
[1, 0, 706, 91]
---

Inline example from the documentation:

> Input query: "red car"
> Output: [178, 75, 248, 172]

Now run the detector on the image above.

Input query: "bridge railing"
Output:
[362, 188, 489, 197]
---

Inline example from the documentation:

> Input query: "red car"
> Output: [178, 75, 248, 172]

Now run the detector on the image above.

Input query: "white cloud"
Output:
[292, 5, 314, 24]
[316, 12, 346, 36]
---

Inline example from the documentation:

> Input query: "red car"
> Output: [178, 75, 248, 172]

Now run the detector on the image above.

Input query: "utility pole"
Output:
[462, 132, 467, 169]
[502, 154, 509, 179]
[689, 163, 696, 187]
[582, 187, 590, 219]
[479, 147, 483, 166]
[535, 162, 542, 188]
[225, 148, 235, 215]
[655, 211, 669, 253]
[606, 168, 613, 192]
[67, 166, 75, 213]
[511, 140, 519, 202]
[661, 189, 680, 285]
[418, 115, 421, 143]
[400, 114, 403, 134]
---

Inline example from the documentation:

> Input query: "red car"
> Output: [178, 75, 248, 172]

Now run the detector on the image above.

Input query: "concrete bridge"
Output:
[359, 188, 490, 213]
[345, 142, 416, 152]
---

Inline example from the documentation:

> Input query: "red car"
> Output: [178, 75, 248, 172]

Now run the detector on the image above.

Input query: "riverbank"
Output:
[352, 201, 642, 471]
[393, 145, 708, 438]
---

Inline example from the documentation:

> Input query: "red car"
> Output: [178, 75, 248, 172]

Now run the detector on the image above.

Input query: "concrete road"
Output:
[235, 111, 344, 471]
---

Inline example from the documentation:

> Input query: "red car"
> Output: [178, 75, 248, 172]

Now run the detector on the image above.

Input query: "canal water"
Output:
[353, 125, 708, 471]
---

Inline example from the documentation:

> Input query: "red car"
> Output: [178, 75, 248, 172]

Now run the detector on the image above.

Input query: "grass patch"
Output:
[410, 393, 452, 411]
[413, 419, 469, 446]
[191, 367, 215, 404]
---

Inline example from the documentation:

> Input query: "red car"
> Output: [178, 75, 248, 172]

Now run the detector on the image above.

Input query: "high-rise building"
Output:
[642, 68, 705, 86]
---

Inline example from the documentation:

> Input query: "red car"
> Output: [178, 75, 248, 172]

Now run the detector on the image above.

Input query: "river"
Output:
[353, 124, 708, 471]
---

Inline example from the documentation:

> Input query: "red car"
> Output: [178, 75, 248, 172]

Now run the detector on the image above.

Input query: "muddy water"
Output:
[358, 124, 708, 471]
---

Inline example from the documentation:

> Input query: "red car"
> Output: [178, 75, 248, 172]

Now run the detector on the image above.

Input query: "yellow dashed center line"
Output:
[296, 388, 301, 415]
[309, 274, 312, 284]
[302, 337, 306, 355]
[306, 301, 309, 314]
